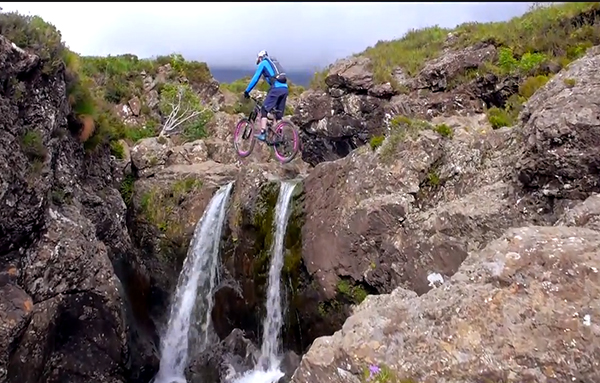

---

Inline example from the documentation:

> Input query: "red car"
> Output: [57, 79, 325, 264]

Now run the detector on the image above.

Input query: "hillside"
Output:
[1, 3, 600, 383]
[298, 2, 600, 165]
[0, 10, 306, 166]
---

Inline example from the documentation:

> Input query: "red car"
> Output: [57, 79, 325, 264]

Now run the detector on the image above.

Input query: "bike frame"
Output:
[247, 97, 286, 146]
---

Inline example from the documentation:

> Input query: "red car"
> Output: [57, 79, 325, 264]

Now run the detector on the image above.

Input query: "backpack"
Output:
[264, 57, 288, 84]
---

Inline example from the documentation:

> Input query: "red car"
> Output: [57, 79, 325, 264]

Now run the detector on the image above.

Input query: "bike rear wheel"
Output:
[233, 118, 255, 158]
[272, 121, 300, 164]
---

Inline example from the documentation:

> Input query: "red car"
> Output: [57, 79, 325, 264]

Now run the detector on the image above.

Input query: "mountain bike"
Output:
[233, 96, 300, 164]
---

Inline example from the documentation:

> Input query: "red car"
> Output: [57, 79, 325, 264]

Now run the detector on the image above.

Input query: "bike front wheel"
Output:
[233, 118, 256, 158]
[272, 121, 300, 164]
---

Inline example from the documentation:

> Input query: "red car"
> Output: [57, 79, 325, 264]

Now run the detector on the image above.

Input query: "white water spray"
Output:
[258, 181, 296, 370]
[153, 182, 233, 383]
[233, 182, 296, 383]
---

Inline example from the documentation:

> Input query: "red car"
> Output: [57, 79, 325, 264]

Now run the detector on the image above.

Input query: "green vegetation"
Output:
[1, 11, 217, 154]
[251, 182, 280, 301]
[309, 1, 600, 111]
[427, 170, 440, 187]
[336, 279, 368, 304]
[110, 140, 126, 159]
[369, 135, 385, 150]
[81, 54, 154, 104]
[138, 178, 202, 264]
[0, 12, 99, 144]
[365, 26, 448, 81]
[379, 115, 434, 163]
[140, 177, 203, 233]
[20, 131, 47, 161]
[485, 73, 552, 129]
[433, 123, 453, 138]
[81, 53, 211, 104]
[360, 3, 600, 84]
[309, 68, 329, 90]
[564, 77, 577, 87]
[119, 173, 136, 206]
[159, 83, 213, 141]
[361, 364, 416, 383]
[50, 188, 72, 205]
[220, 76, 304, 117]
[518, 74, 551, 99]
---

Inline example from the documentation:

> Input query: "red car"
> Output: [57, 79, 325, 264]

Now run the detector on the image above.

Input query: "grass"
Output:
[138, 179, 203, 264]
[139, 178, 202, 233]
[0, 12, 100, 144]
[310, 2, 600, 87]
[361, 363, 416, 383]
[563, 77, 577, 87]
[81, 53, 213, 105]
[20, 131, 47, 161]
[369, 135, 385, 150]
[110, 140, 126, 159]
[0, 11, 177, 153]
[433, 123, 453, 138]
[379, 115, 434, 163]
[485, 73, 550, 129]
[119, 174, 136, 206]
[336, 279, 368, 304]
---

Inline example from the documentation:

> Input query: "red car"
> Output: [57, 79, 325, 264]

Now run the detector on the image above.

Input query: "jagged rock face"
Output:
[127, 137, 312, 353]
[517, 45, 600, 202]
[0, 35, 158, 383]
[291, 225, 600, 383]
[292, 44, 520, 167]
[186, 328, 300, 383]
[289, 45, 600, 383]
[300, 125, 535, 300]
[293, 88, 387, 166]
[126, 44, 600, 369]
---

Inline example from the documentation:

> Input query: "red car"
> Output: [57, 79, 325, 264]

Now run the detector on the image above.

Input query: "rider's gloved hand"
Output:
[243, 91, 250, 99]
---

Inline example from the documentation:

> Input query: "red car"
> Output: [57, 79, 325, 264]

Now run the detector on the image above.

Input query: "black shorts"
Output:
[261, 86, 289, 120]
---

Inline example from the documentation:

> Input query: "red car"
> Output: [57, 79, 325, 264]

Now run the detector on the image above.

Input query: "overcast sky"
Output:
[2, 2, 537, 71]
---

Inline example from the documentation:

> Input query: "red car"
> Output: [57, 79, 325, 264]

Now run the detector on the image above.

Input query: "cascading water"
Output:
[258, 181, 296, 370]
[153, 182, 234, 383]
[233, 181, 297, 383]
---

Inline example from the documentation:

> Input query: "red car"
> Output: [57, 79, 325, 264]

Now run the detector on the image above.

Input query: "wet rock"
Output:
[292, 90, 386, 166]
[186, 328, 259, 383]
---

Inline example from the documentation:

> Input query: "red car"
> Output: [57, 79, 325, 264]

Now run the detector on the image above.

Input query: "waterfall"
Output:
[233, 181, 296, 383]
[258, 181, 296, 370]
[153, 182, 234, 383]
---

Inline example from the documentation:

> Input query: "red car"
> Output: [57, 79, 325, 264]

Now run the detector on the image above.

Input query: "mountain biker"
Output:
[243, 50, 289, 142]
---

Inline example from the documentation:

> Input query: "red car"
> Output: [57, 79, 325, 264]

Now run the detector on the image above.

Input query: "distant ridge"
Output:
[209, 66, 313, 87]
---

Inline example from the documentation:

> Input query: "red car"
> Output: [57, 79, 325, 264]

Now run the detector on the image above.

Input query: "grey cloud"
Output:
[3, 2, 538, 71]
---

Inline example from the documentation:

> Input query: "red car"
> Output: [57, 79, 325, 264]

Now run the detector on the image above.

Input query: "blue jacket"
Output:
[245, 59, 288, 93]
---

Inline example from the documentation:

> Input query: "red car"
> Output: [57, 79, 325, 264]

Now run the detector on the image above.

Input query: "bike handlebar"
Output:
[249, 95, 262, 105]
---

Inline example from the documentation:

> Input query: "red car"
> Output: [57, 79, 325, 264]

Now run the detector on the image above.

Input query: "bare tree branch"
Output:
[159, 85, 206, 136]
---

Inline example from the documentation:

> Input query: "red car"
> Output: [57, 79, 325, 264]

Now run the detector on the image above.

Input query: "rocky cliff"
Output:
[289, 40, 600, 383]
[0, 32, 157, 383]
[1, 3, 600, 383]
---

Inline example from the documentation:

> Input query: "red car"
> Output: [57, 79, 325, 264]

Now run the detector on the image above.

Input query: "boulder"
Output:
[291, 226, 600, 383]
